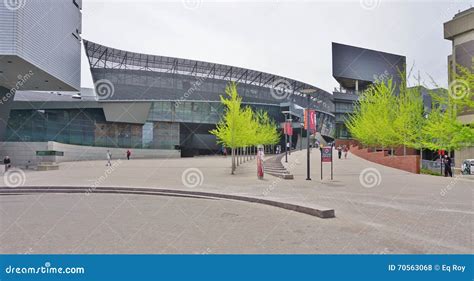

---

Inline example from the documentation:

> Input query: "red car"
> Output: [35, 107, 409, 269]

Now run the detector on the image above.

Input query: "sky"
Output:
[80, 0, 474, 93]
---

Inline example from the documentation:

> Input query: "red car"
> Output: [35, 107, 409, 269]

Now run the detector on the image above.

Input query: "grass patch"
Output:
[421, 168, 442, 176]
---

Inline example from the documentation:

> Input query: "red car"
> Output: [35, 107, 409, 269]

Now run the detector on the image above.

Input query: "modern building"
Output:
[331, 42, 406, 140]
[444, 7, 474, 164]
[79, 40, 335, 156]
[1, 35, 336, 164]
[0, 0, 82, 141]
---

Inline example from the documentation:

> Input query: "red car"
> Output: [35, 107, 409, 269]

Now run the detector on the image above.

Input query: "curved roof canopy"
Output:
[83, 40, 332, 104]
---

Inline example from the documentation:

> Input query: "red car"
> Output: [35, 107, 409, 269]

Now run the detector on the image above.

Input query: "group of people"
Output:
[336, 145, 349, 159]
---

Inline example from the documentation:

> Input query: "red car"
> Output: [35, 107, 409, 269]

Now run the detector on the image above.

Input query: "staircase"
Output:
[264, 153, 294, 179]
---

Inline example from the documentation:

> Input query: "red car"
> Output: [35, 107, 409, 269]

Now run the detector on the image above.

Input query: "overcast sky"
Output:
[80, 0, 473, 92]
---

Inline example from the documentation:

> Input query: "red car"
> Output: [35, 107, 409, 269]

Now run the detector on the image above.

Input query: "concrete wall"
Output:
[0, 141, 180, 167]
[0, 142, 48, 167]
[455, 147, 474, 168]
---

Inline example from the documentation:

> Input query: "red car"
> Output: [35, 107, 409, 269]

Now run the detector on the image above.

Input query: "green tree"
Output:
[210, 82, 247, 174]
[422, 63, 474, 153]
[347, 78, 399, 151]
[210, 83, 280, 174]
[393, 70, 426, 155]
[254, 110, 280, 147]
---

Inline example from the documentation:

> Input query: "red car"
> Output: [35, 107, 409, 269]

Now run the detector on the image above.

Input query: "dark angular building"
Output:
[331, 42, 406, 140]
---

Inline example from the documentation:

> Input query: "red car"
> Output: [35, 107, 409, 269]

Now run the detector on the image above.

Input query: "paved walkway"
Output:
[0, 149, 472, 254]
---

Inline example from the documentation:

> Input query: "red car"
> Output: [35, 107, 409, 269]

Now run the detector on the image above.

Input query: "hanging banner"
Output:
[286, 122, 293, 136]
[309, 110, 316, 133]
[304, 110, 316, 133]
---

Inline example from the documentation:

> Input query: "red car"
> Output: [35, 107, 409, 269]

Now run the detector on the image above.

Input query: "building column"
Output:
[0, 86, 14, 141]
[355, 80, 359, 94]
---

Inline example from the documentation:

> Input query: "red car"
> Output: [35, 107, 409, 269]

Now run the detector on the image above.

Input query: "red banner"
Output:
[304, 110, 316, 133]
[309, 110, 316, 133]
[284, 122, 293, 136]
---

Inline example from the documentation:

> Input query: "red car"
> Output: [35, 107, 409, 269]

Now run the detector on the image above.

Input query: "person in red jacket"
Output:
[126, 150, 131, 160]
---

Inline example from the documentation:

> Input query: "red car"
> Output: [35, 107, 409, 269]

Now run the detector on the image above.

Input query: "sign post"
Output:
[438, 150, 445, 175]
[321, 146, 333, 180]
[331, 146, 333, 180]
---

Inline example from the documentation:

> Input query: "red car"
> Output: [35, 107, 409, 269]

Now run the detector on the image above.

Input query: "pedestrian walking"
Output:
[337, 145, 342, 159]
[106, 150, 112, 166]
[126, 150, 131, 160]
[223, 147, 228, 158]
[3, 156, 11, 172]
[444, 154, 453, 177]
[343, 145, 349, 159]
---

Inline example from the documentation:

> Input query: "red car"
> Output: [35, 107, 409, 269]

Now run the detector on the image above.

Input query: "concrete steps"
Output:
[264, 153, 294, 179]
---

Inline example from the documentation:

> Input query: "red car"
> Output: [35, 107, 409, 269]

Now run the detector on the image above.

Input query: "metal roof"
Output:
[83, 40, 332, 103]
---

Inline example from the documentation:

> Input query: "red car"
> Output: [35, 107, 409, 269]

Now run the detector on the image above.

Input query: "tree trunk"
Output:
[403, 145, 406, 156]
[237, 148, 240, 166]
[231, 148, 235, 174]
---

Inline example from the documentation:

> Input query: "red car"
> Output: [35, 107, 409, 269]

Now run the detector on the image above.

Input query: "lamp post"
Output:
[299, 122, 304, 151]
[301, 89, 317, 181]
[281, 110, 291, 163]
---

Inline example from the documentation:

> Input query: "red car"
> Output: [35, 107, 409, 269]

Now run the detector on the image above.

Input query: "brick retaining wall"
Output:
[350, 145, 420, 174]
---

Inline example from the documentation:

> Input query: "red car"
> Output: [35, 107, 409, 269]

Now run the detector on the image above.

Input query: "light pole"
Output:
[299, 122, 304, 151]
[301, 89, 317, 181]
[281, 110, 291, 163]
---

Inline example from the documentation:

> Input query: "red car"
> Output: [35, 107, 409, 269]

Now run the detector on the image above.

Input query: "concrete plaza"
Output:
[0, 149, 472, 254]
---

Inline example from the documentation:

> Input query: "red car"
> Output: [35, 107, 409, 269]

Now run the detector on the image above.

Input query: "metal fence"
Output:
[422, 159, 456, 174]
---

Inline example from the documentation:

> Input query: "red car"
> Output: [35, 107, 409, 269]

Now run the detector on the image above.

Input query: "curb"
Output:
[0, 186, 335, 219]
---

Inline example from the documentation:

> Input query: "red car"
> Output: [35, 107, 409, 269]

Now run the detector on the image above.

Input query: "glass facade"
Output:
[5, 42, 337, 152]
[6, 109, 104, 145]
[5, 109, 177, 149]
[6, 100, 335, 151]
[148, 101, 284, 125]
